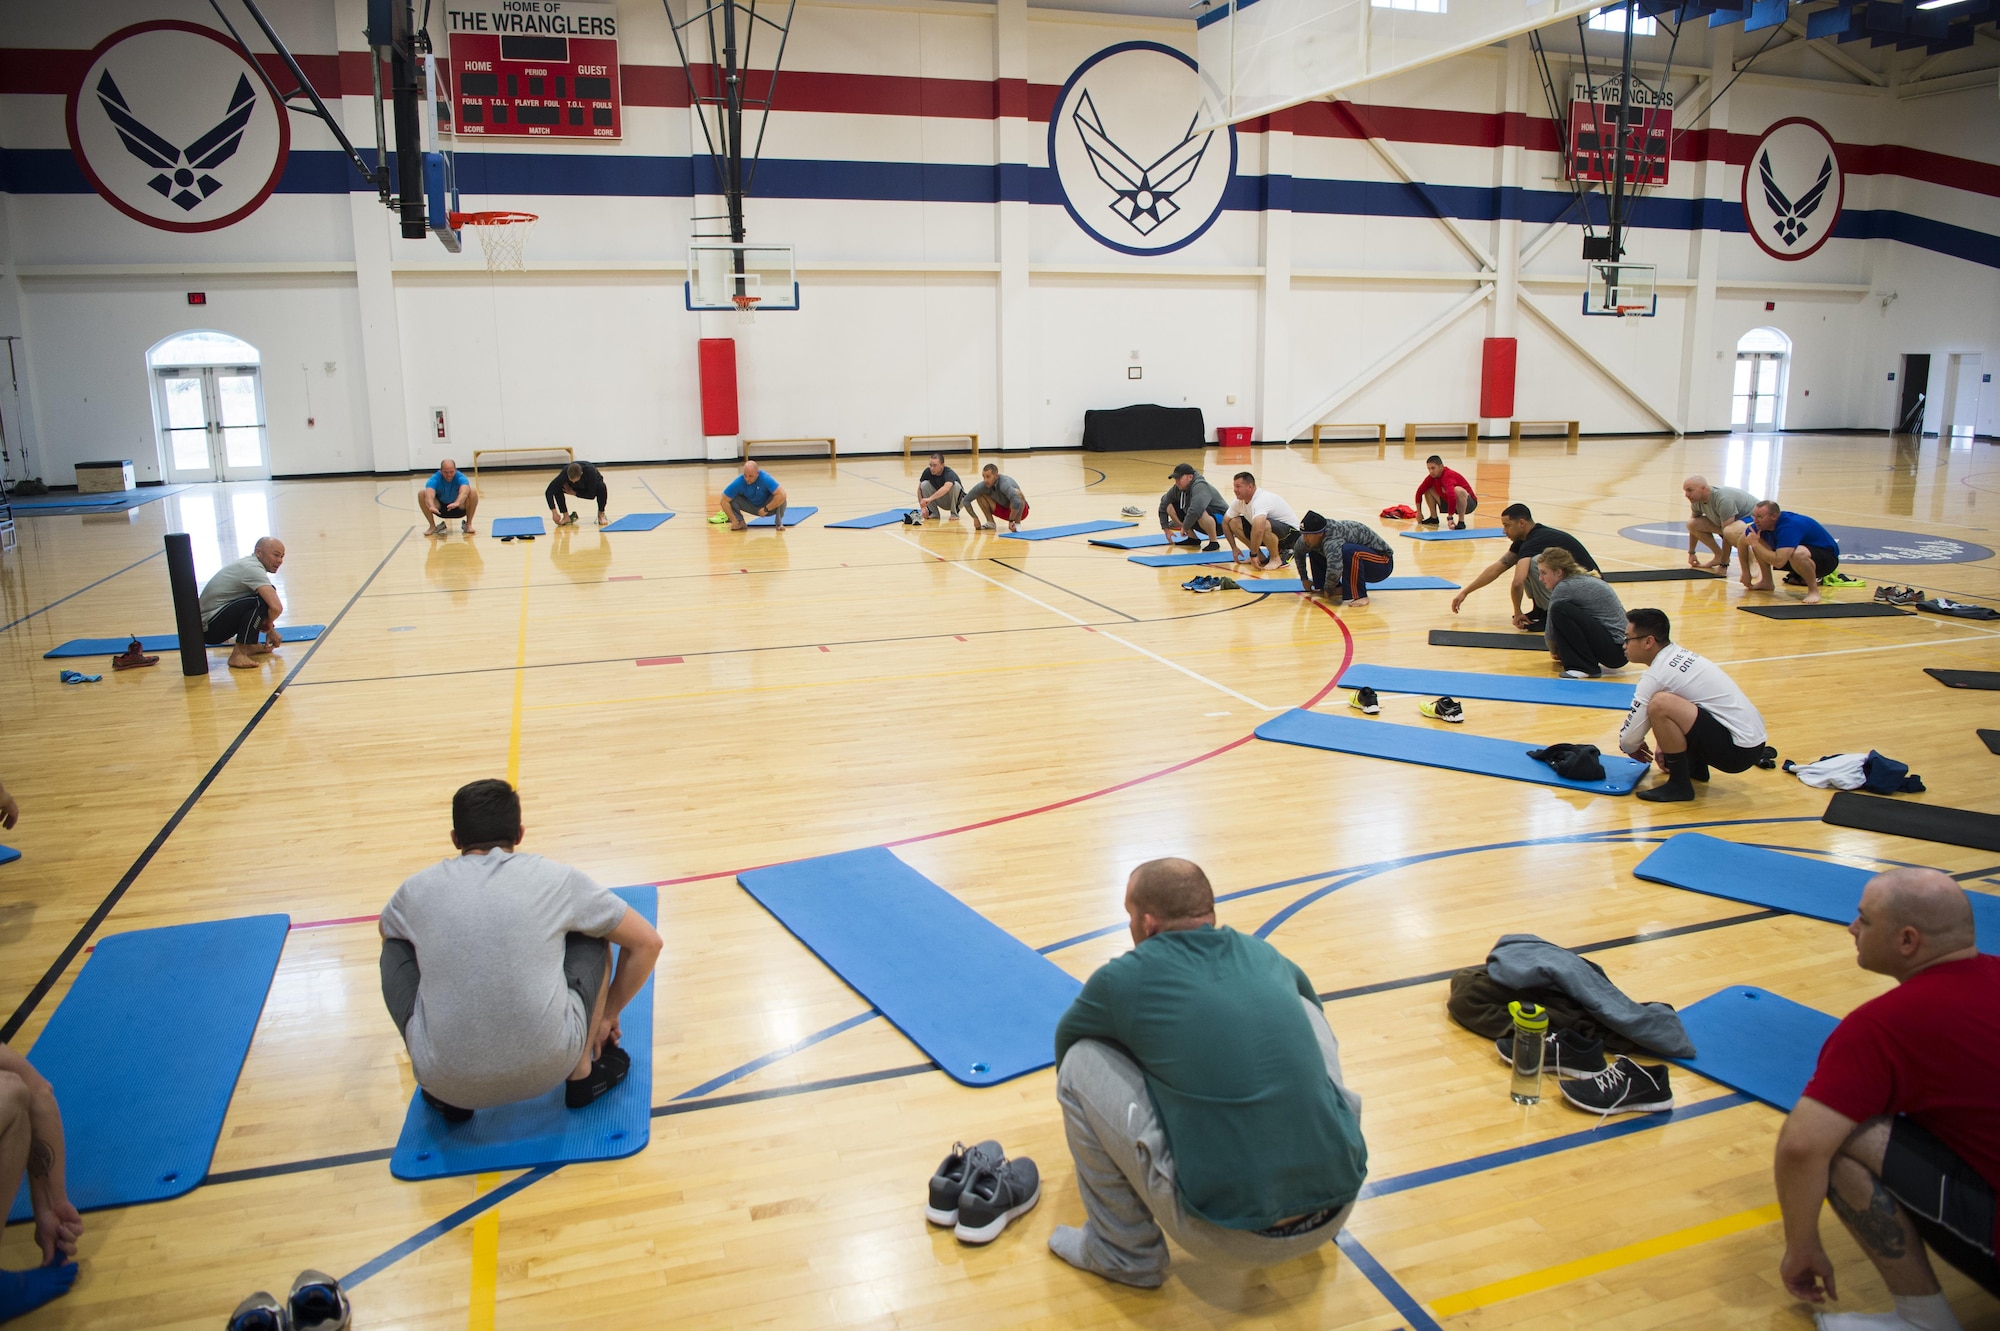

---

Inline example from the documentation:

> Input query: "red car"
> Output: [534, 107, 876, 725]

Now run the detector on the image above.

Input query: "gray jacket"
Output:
[1485, 934, 1694, 1058]
[1544, 571, 1627, 649]
[1160, 475, 1226, 525]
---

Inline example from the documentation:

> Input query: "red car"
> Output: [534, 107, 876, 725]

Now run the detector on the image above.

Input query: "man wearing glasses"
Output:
[1616, 608, 1773, 803]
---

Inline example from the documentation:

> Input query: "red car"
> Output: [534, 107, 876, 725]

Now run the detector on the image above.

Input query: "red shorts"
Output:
[993, 503, 1029, 522]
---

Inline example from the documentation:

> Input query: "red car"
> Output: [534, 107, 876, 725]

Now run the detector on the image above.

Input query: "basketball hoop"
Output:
[732, 294, 761, 328]
[1614, 304, 1648, 318]
[449, 211, 537, 272]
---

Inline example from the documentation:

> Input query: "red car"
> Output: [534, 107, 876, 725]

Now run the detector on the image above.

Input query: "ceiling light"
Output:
[1915, 1, 1963, 10]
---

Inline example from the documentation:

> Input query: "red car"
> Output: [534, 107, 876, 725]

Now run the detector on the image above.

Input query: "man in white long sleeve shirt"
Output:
[1617, 607, 1773, 803]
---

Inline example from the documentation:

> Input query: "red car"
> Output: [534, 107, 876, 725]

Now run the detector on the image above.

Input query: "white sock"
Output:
[1816, 1294, 1961, 1331]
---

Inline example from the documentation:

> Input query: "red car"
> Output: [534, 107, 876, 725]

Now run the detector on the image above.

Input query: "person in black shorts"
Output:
[1449, 504, 1599, 631]
[1616, 608, 1773, 801]
[546, 461, 610, 526]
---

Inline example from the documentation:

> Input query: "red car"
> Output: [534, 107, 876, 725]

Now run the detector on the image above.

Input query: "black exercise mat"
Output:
[1428, 630, 1549, 651]
[1739, 603, 1911, 620]
[1980, 730, 2000, 756]
[1823, 791, 2000, 854]
[1602, 569, 1724, 584]
[1928, 669, 2000, 691]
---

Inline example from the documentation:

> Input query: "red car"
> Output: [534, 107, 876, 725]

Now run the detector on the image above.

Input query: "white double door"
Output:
[155, 365, 270, 482]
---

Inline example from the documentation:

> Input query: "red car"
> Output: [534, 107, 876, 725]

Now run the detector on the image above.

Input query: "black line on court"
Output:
[0, 549, 164, 636]
[989, 557, 1139, 622]
[1951, 864, 2000, 882]
[289, 593, 1265, 689]
[1314, 908, 1784, 1004]
[652, 1063, 937, 1117]
[0, 528, 414, 1043]
[203, 1147, 396, 1186]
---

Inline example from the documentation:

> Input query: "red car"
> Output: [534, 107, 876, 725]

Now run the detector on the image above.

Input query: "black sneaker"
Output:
[1419, 515, 1440, 526]
[1203, 540, 1219, 552]
[926, 1139, 1003, 1226]
[1420, 696, 1464, 724]
[1494, 1029, 1608, 1078]
[1349, 686, 1380, 715]
[565, 1040, 631, 1109]
[1558, 1057, 1674, 1115]
[1521, 615, 1546, 633]
[288, 1270, 351, 1331]
[954, 1153, 1041, 1244]
[421, 1088, 473, 1123]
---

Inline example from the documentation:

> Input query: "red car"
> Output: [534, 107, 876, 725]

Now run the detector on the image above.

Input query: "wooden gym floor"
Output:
[0, 434, 1996, 1330]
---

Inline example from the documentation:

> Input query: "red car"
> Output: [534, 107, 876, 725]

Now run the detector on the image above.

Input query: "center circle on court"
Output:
[1618, 522, 1992, 565]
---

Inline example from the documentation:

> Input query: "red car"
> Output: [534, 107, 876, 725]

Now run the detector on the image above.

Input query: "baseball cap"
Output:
[1300, 510, 1327, 533]
[1168, 463, 1197, 479]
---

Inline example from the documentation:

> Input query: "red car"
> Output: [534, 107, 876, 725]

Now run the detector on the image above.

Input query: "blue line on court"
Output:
[0, 549, 163, 636]
[670, 1010, 882, 1100]
[1337, 1230, 1444, 1331]
[636, 474, 670, 510]
[342, 1164, 560, 1288]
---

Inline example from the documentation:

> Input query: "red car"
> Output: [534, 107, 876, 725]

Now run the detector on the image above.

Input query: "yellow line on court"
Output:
[1426, 1203, 1782, 1317]
[468, 1171, 503, 1330]
[505, 547, 532, 785]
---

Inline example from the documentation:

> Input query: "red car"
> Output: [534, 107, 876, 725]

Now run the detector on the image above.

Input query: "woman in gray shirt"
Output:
[1539, 548, 1627, 678]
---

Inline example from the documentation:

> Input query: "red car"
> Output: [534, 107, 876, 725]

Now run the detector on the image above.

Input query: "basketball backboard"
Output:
[686, 243, 799, 313]
[1584, 261, 1657, 318]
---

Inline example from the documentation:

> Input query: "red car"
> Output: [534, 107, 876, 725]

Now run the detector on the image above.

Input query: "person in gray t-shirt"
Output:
[965, 464, 1030, 532]
[379, 779, 664, 1119]
[196, 538, 286, 670]
[1682, 475, 1758, 574]
[1538, 547, 1628, 678]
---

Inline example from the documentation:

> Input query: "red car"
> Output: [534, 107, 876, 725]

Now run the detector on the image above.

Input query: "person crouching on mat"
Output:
[966, 464, 1030, 532]
[379, 779, 664, 1122]
[419, 458, 478, 536]
[1160, 464, 1227, 551]
[1223, 473, 1301, 572]
[1538, 548, 1627, 678]
[0, 1043, 82, 1320]
[1617, 608, 1772, 803]
[724, 460, 788, 531]
[1746, 501, 1841, 605]
[1414, 455, 1477, 530]
[913, 452, 963, 525]
[198, 537, 287, 671]
[1293, 513, 1394, 607]
[547, 460, 609, 527]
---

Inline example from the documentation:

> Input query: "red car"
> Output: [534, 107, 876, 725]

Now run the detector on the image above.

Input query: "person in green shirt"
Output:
[1048, 858, 1368, 1288]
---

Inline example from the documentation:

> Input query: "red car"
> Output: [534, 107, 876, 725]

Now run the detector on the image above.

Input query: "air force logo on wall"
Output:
[65, 22, 290, 234]
[1050, 43, 1236, 257]
[1741, 117, 1844, 261]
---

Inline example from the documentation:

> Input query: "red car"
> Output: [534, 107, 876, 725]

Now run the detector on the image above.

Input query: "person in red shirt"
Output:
[1413, 456, 1477, 530]
[1775, 868, 1999, 1330]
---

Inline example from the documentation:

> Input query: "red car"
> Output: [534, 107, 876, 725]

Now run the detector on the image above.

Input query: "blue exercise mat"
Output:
[826, 510, 913, 529]
[1670, 987, 1838, 1111]
[389, 885, 657, 1181]
[9, 486, 187, 512]
[492, 517, 546, 538]
[44, 625, 328, 658]
[1236, 576, 1461, 593]
[1399, 527, 1508, 541]
[602, 512, 674, 532]
[1088, 533, 1177, 549]
[738, 847, 1081, 1086]
[1130, 550, 1245, 567]
[1337, 664, 1635, 710]
[999, 520, 1136, 541]
[748, 506, 817, 527]
[8, 914, 288, 1222]
[0, 846, 17, 867]
[1254, 708, 1648, 794]
[1632, 834, 2000, 950]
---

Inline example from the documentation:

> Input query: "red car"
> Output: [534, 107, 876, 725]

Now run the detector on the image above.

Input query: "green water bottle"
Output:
[1508, 1000, 1549, 1105]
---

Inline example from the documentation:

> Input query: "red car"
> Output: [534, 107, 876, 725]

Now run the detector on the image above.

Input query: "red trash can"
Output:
[1217, 426, 1253, 447]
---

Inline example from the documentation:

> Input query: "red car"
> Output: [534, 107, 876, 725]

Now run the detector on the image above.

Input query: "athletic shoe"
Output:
[421, 1088, 473, 1123]
[926, 1140, 1003, 1226]
[1420, 696, 1464, 724]
[565, 1040, 631, 1109]
[1203, 540, 1219, 552]
[1120, 505, 1144, 517]
[1558, 1057, 1674, 1115]
[288, 1270, 352, 1331]
[1520, 615, 1546, 633]
[428, 521, 447, 536]
[1182, 576, 1219, 593]
[954, 1153, 1040, 1244]
[1494, 1029, 1609, 1078]
[1560, 669, 1594, 680]
[228, 1292, 293, 1331]
[708, 510, 729, 524]
[1821, 570, 1866, 587]
[1419, 515, 1440, 526]
[112, 637, 158, 670]
[1349, 686, 1380, 715]
[1879, 585, 1922, 607]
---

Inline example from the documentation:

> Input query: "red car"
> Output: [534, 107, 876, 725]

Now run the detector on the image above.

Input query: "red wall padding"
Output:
[1479, 336, 1517, 419]
[699, 338, 739, 436]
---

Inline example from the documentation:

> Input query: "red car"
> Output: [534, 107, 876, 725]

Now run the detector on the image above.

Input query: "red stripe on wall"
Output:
[2, 46, 345, 97]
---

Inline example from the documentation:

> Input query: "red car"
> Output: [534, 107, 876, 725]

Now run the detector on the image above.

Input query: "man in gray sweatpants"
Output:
[1048, 858, 1369, 1287]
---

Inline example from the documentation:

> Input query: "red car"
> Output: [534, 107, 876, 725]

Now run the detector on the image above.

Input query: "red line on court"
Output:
[817, 645, 831, 653]
[954, 635, 967, 642]
[278, 609, 1355, 926]
[637, 656, 685, 667]
[290, 914, 381, 931]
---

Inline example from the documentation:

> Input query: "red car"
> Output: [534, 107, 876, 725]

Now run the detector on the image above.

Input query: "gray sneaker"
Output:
[954, 1152, 1040, 1244]
[926, 1139, 1003, 1226]
[1559, 1056, 1674, 1116]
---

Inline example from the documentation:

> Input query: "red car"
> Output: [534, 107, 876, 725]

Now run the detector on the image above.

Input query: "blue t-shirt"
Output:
[724, 473, 779, 506]
[427, 470, 469, 503]
[1767, 512, 1835, 551]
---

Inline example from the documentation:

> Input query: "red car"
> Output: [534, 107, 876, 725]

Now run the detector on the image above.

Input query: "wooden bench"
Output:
[1309, 423, 1387, 460]
[903, 433, 978, 464]
[1509, 419, 1580, 445]
[472, 446, 573, 482]
[743, 437, 837, 461]
[1403, 422, 1478, 446]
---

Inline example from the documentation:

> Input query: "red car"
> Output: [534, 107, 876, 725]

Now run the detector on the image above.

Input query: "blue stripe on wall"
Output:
[5, 148, 1995, 269]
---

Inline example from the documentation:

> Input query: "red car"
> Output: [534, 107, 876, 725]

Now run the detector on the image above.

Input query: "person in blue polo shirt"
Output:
[419, 458, 479, 536]
[722, 460, 789, 531]
[1746, 501, 1840, 605]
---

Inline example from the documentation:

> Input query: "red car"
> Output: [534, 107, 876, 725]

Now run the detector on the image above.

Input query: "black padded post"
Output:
[164, 533, 208, 677]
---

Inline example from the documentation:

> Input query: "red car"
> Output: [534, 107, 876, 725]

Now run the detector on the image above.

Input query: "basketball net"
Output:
[732, 294, 761, 328]
[450, 211, 538, 272]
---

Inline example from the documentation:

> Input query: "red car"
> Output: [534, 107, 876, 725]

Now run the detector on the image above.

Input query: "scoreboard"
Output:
[1566, 74, 1672, 188]
[443, 0, 622, 140]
